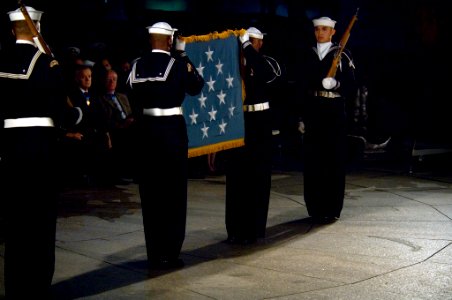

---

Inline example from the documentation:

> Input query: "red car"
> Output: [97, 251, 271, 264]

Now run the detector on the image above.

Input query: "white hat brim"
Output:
[8, 7, 43, 22]
[313, 17, 336, 28]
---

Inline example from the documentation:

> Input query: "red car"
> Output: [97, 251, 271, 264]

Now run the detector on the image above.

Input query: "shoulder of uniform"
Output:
[50, 59, 59, 68]
[342, 49, 354, 61]
[342, 47, 352, 54]
[130, 57, 141, 65]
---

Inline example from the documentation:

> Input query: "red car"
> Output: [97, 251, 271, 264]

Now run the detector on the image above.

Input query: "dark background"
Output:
[1, 0, 450, 166]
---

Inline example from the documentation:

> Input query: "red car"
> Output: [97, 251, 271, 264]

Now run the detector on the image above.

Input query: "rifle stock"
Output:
[326, 8, 359, 78]
[17, 0, 54, 57]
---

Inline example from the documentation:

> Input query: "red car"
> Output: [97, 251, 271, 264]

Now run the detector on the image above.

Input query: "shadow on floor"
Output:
[51, 216, 331, 299]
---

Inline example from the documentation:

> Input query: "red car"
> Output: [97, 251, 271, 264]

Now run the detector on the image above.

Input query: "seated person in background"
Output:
[99, 69, 135, 182]
[91, 56, 113, 94]
[61, 64, 110, 185]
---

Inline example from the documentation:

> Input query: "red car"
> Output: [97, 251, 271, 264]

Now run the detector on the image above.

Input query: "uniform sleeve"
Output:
[43, 57, 83, 133]
[175, 50, 205, 96]
[336, 48, 358, 100]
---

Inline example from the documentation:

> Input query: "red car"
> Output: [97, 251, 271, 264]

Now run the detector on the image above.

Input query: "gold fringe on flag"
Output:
[188, 138, 244, 158]
[181, 29, 246, 44]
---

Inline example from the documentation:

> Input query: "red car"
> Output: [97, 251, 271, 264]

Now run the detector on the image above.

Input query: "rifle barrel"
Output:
[326, 9, 359, 78]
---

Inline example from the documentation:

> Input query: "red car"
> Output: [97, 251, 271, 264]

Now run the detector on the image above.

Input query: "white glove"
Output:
[239, 32, 250, 44]
[322, 77, 337, 90]
[298, 121, 305, 134]
[175, 38, 186, 51]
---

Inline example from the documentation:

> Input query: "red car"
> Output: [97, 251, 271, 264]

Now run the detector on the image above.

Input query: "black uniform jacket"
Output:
[0, 44, 78, 127]
[0, 43, 81, 149]
[297, 43, 357, 120]
[128, 50, 204, 115]
[242, 43, 279, 105]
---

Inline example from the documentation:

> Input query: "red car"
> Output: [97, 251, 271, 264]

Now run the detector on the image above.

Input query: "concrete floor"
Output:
[1, 157, 452, 299]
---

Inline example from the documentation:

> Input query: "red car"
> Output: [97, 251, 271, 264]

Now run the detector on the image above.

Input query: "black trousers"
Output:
[2, 127, 58, 299]
[302, 98, 346, 218]
[225, 111, 273, 240]
[137, 117, 188, 262]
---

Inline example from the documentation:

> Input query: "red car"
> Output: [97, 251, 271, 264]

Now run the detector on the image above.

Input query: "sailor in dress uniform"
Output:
[127, 22, 204, 269]
[0, 6, 82, 298]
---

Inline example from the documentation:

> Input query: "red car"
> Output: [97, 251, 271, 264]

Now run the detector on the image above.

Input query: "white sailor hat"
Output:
[247, 27, 265, 39]
[8, 6, 43, 22]
[312, 16, 336, 28]
[147, 22, 178, 35]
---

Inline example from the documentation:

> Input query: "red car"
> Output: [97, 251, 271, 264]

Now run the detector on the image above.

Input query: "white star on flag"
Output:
[216, 59, 224, 75]
[208, 106, 218, 121]
[201, 122, 209, 139]
[228, 104, 236, 117]
[197, 62, 205, 77]
[226, 74, 234, 88]
[189, 109, 199, 124]
[219, 119, 227, 134]
[205, 46, 214, 62]
[198, 92, 207, 108]
[217, 90, 226, 105]
[207, 76, 216, 92]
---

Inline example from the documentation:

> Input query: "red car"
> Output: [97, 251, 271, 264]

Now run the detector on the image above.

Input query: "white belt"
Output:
[4, 117, 54, 128]
[143, 107, 183, 116]
[312, 91, 341, 98]
[243, 102, 270, 112]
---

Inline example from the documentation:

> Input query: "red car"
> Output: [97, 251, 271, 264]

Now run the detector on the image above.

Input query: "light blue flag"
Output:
[182, 30, 245, 158]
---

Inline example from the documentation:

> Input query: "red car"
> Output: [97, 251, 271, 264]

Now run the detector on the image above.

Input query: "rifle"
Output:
[326, 8, 359, 78]
[17, 0, 54, 57]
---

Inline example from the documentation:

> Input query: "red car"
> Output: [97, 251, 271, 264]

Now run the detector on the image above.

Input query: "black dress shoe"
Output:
[148, 258, 185, 270]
